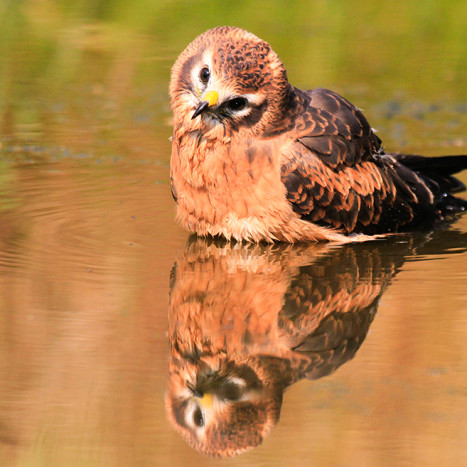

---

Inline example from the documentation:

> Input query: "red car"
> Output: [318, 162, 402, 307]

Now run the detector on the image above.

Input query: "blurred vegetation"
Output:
[0, 0, 466, 160]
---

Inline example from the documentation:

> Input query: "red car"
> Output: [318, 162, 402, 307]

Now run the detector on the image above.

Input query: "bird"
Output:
[169, 26, 467, 243]
[166, 229, 467, 457]
[166, 237, 392, 457]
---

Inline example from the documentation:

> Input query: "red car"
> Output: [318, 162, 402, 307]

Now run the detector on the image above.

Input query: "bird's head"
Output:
[165, 354, 283, 457]
[170, 26, 292, 138]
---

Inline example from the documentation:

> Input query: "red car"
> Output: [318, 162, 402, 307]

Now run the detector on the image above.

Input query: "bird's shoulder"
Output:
[278, 87, 415, 233]
[286, 87, 383, 168]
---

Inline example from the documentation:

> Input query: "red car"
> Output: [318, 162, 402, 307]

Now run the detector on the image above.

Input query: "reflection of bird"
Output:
[166, 237, 409, 457]
[170, 26, 467, 243]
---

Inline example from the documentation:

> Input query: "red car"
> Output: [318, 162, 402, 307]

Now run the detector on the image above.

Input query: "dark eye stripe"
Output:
[222, 99, 268, 133]
[238, 99, 268, 128]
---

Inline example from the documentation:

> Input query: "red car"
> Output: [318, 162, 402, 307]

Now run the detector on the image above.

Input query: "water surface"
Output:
[0, 1, 466, 466]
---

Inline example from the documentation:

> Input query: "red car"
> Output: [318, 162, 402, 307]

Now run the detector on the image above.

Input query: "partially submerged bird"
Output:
[170, 26, 467, 243]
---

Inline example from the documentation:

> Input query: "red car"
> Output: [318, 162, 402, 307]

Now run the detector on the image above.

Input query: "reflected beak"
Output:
[192, 90, 219, 119]
[197, 392, 213, 409]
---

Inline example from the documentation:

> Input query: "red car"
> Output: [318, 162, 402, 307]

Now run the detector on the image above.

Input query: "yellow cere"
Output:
[197, 392, 213, 409]
[203, 90, 218, 107]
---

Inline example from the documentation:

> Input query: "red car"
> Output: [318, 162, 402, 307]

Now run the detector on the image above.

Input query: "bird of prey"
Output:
[166, 238, 383, 457]
[166, 230, 467, 457]
[169, 26, 467, 243]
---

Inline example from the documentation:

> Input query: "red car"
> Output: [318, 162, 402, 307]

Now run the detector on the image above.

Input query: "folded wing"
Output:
[281, 88, 441, 234]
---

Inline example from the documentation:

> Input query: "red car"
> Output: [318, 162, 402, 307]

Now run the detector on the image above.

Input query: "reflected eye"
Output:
[193, 407, 204, 427]
[226, 97, 248, 112]
[219, 381, 242, 401]
[199, 67, 210, 84]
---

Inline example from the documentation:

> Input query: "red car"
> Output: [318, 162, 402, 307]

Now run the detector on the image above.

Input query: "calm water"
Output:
[1, 1, 466, 466]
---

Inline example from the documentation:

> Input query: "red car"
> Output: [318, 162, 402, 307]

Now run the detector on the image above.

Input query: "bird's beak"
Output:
[196, 392, 213, 409]
[192, 90, 219, 119]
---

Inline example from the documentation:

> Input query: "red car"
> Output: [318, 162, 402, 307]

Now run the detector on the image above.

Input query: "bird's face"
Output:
[170, 26, 291, 138]
[166, 355, 282, 457]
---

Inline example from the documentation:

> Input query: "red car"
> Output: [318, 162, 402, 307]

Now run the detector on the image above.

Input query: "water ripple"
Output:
[0, 160, 174, 282]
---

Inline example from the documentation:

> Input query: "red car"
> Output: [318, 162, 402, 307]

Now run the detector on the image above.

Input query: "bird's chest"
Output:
[171, 132, 285, 223]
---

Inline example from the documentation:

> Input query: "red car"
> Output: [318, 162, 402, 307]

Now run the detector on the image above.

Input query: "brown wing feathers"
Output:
[282, 157, 391, 233]
[296, 88, 383, 167]
[280, 87, 454, 234]
[281, 150, 437, 234]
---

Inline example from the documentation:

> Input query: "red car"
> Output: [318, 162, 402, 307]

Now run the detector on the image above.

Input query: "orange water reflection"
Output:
[167, 234, 467, 459]
[0, 158, 466, 466]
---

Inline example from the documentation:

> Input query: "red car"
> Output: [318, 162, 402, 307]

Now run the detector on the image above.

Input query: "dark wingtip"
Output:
[192, 101, 209, 119]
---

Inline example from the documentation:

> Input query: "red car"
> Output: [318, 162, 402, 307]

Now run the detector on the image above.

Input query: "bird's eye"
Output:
[220, 381, 242, 401]
[199, 67, 210, 84]
[193, 407, 204, 427]
[226, 97, 248, 112]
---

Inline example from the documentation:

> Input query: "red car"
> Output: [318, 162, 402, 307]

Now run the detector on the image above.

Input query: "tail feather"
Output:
[389, 153, 467, 223]
[437, 195, 467, 215]
[393, 154, 467, 176]
[393, 153, 466, 200]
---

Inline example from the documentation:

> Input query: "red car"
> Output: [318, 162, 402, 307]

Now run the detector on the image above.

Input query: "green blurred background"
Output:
[1, 0, 466, 164]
